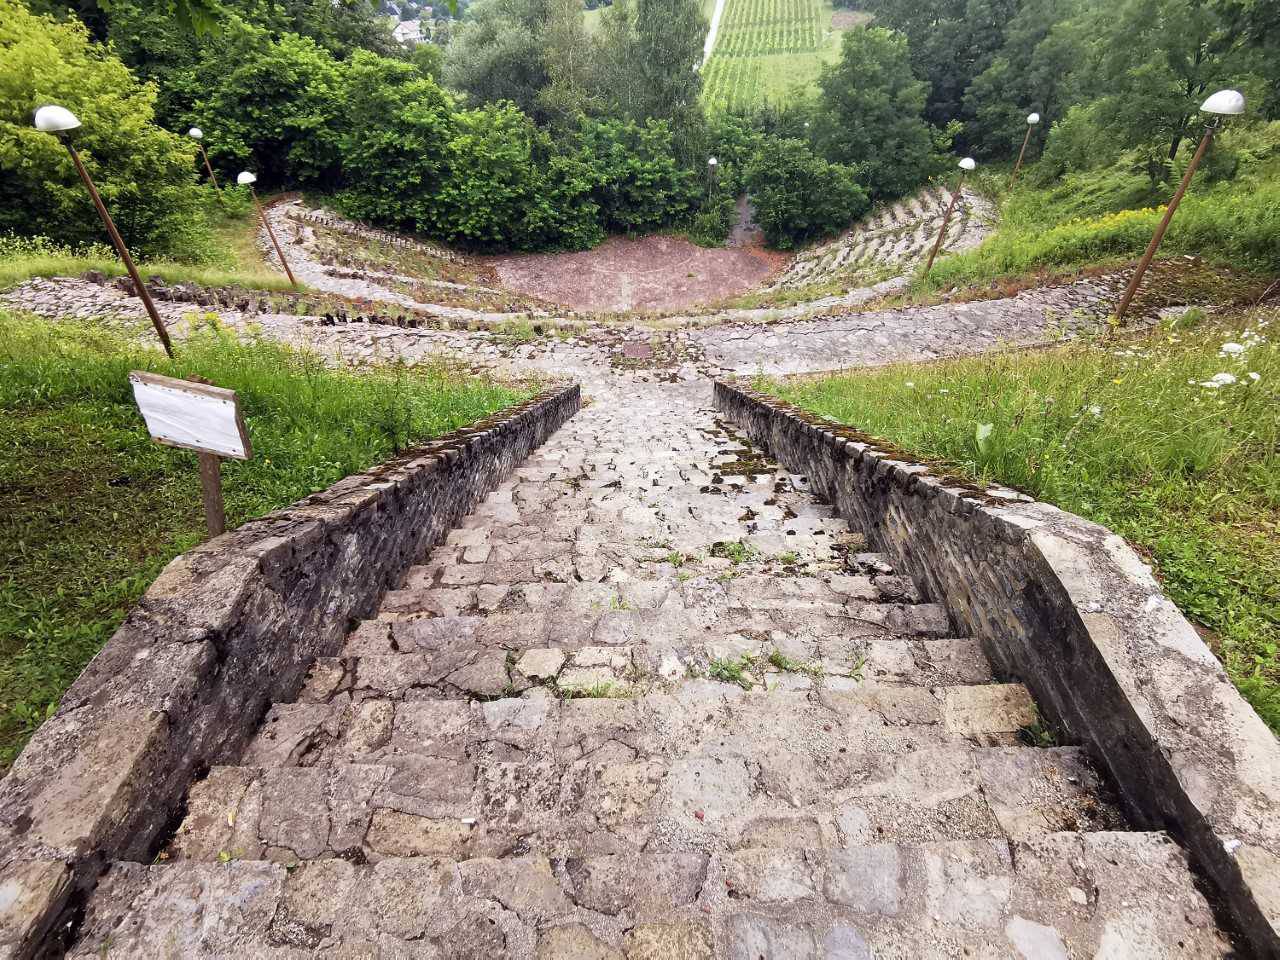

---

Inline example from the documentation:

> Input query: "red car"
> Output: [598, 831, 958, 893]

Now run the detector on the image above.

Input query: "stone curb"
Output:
[714, 379, 1280, 958]
[0, 383, 581, 960]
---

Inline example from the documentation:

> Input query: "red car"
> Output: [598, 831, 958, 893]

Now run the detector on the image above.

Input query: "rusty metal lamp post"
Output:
[923, 156, 977, 278]
[33, 105, 175, 358]
[1009, 112, 1040, 188]
[188, 127, 219, 188]
[1114, 89, 1246, 321]
[237, 171, 297, 287]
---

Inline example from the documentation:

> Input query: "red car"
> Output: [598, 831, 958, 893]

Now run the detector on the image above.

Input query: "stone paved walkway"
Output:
[67, 379, 1232, 957]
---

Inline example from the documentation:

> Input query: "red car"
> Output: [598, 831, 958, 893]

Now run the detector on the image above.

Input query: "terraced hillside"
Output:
[767, 184, 997, 293]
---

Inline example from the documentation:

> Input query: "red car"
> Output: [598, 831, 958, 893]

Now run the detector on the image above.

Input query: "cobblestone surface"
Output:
[68, 379, 1231, 957]
[3, 204, 1241, 957]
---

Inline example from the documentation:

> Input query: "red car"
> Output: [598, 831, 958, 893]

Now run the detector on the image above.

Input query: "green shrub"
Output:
[575, 117, 700, 234]
[745, 137, 869, 249]
[686, 194, 737, 247]
[0, 0, 212, 261]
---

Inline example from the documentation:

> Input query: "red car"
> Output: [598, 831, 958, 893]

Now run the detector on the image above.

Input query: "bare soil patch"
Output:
[489, 234, 789, 312]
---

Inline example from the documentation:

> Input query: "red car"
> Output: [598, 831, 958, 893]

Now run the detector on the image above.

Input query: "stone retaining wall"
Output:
[715, 380, 1280, 958]
[0, 384, 580, 959]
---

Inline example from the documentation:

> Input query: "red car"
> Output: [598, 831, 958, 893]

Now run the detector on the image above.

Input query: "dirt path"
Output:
[490, 234, 787, 312]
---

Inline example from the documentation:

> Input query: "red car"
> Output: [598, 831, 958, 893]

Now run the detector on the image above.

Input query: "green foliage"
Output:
[0, 0, 212, 261]
[596, 0, 705, 130]
[744, 136, 868, 248]
[815, 26, 935, 200]
[709, 654, 757, 688]
[0, 311, 530, 767]
[575, 117, 698, 233]
[332, 53, 455, 230]
[860, 0, 1018, 133]
[768, 309, 1280, 729]
[444, 0, 551, 119]
[921, 134, 1280, 290]
[179, 22, 345, 187]
[686, 194, 737, 247]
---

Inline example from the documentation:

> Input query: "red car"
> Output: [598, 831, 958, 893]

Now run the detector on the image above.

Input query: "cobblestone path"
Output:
[68, 381, 1232, 957]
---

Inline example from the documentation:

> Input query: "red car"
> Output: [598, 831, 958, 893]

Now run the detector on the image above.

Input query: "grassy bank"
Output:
[765, 309, 1280, 730]
[915, 131, 1280, 296]
[0, 198, 296, 292]
[0, 312, 531, 768]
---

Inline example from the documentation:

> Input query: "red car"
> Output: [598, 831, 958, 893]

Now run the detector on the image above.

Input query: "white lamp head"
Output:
[188, 127, 203, 140]
[1200, 89, 1245, 116]
[236, 171, 257, 187]
[959, 157, 977, 171]
[1027, 112, 1041, 125]
[33, 105, 82, 134]
[708, 156, 718, 166]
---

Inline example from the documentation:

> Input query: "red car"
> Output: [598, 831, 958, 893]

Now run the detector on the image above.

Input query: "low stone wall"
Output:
[0, 384, 580, 959]
[715, 380, 1280, 957]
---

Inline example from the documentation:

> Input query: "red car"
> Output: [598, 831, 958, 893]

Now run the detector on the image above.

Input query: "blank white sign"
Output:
[129, 371, 251, 460]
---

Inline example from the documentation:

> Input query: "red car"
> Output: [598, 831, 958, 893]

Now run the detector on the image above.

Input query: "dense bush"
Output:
[177, 22, 346, 188]
[0, 0, 212, 260]
[574, 118, 699, 233]
[744, 137, 868, 249]
[815, 27, 935, 201]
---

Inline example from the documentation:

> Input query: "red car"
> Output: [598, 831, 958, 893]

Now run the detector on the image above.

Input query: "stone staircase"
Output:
[768, 185, 996, 292]
[67, 383, 1233, 957]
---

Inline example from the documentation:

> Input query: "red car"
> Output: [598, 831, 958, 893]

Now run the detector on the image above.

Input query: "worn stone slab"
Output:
[716, 380, 1280, 955]
[68, 834, 1229, 957]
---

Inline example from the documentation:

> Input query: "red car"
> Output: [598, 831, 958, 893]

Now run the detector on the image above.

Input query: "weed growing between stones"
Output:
[767, 307, 1280, 730]
[0, 312, 531, 769]
[766, 647, 824, 679]
[709, 654, 758, 689]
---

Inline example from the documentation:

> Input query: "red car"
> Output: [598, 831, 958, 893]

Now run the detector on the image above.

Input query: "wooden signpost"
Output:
[128, 371, 252, 538]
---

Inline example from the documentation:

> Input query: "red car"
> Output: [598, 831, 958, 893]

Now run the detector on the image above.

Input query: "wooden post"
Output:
[196, 143, 219, 189]
[923, 174, 966, 278]
[250, 187, 298, 287]
[1115, 127, 1214, 321]
[65, 143, 175, 358]
[197, 452, 226, 537]
[1009, 123, 1033, 189]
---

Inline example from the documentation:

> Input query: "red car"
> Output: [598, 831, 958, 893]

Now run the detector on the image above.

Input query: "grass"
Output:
[709, 654, 757, 689]
[915, 146, 1280, 297]
[0, 202, 297, 293]
[700, 0, 863, 111]
[764, 309, 1280, 730]
[0, 311, 532, 768]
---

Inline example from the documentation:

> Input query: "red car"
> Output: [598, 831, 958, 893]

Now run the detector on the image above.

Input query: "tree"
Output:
[443, 0, 551, 120]
[860, 0, 1019, 134]
[573, 117, 699, 231]
[180, 24, 345, 187]
[595, 0, 705, 132]
[815, 27, 935, 200]
[744, 137, 869, 249]
[0, 0, 209, 259]
[333, 52, 455, 229]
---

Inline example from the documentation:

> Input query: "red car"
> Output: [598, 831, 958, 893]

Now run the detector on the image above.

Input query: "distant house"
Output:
[393, 19, 424, 43]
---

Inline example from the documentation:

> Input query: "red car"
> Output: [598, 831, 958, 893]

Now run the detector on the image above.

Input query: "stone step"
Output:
[167, 743, 1119, 864]
[74, 833, 1231, 958]
[304, 634, 993, 704]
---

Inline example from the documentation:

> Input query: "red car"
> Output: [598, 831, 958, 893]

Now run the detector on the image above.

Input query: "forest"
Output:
[1, 0, 1278, 256]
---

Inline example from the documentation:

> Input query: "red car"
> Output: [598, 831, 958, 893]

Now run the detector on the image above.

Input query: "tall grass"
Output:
[767, 309, 1280, 729]
[0, 312, 532, 766]
[917, 126, 1280, 293]
[0, 197, 296, 292]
